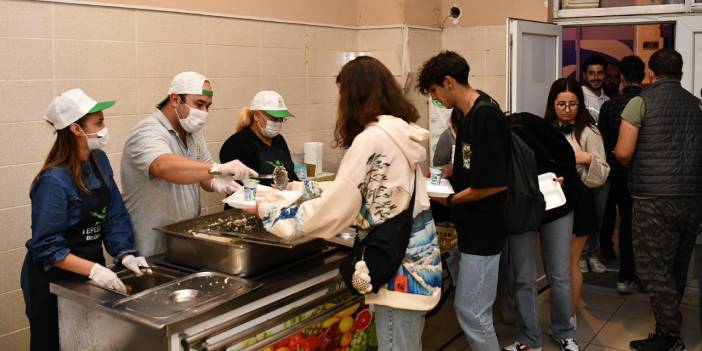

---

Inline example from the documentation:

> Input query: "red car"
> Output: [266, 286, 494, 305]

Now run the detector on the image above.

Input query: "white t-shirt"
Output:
[582, 86, 609, 123]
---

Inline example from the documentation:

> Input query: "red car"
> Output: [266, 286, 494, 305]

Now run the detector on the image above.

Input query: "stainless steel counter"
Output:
[52, 249, 349, 350]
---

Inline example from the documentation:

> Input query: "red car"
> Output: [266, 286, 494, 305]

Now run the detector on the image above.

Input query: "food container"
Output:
[158, 210, 326, 277]
[244, 179, 259, 201]
[429, 167, 442, 185]
[538, 172, 567, 211]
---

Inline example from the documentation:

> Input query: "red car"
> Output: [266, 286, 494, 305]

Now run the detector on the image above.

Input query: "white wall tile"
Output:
[0, 248, 25, 294]
[0, 290, 29, 335]
[54, 40, 136, 79]
[308, 50, 346, 77]
[0, 81, 53, 124]
[0, 206, 31, 252]
[54, 4, 135, 41]
[484, 25, 507, 51]
[485, 49, 507, 76]
[409, 29, 441, 52]
[483, 75, 507, 108]
[260, 77, 307, 106]
[260, 48, 306, 77]
[260, 22, 308, 49]
[308, 77, 338, 104]
[366, 50, 402, 75]
[309, 27, 357, 51]
[0, 0, 51, 38]
[280, 104, 309, 134]
[0, 122, 54, 167]
[204, 45, 259, 78]
[0, 163, 42, 208]
[0, 38, 52, 80]
[309, 103, 337, 131]
[138, 42, 204, 78]
[208, 78, 260, 110]
[442, 26, 484, 51]
[103, 115, 142, 155]
[136, 11, 203, 44]
[455, 49, 485, 76]
[204, 17, 259, 47]
[357, 28, 403, 51]
[137, 78, 171, 115]
[204, 108, 237, 143]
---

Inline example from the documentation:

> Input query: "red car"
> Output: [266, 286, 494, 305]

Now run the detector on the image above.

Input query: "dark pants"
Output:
[632, 197, 702, 337]
[600, 177, 635, 281]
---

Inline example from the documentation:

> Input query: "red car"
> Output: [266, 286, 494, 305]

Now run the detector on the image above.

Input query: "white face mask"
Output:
[257, 118, 283, 138]
[175, 101, 208, 133]
[81, 126, 109, 150]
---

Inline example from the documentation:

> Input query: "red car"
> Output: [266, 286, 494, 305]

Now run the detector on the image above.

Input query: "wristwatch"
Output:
[208, 164, 222, 175]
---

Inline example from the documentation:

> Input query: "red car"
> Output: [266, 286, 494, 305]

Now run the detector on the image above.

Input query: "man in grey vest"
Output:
[615, 48, 702, 351]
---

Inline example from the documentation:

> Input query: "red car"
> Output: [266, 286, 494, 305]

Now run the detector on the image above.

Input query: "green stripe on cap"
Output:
[88, 100, 116, 113]
[202, 89, 213, 97]
[264, 109, 293, 118]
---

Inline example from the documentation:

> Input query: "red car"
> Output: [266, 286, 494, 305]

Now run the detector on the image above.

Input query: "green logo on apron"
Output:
[90, 207, 107, 224]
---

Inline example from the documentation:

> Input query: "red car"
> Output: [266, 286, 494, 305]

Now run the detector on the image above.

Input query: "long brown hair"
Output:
[335, 56, 419, 149]
[33, 118, 96, 193]
[544, 77, 596, 145]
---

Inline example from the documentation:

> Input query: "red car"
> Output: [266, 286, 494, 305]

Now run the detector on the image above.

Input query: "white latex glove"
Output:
[89, 263, 127, 293]
[121, 254, 153, 276]
[210, 175, 242, 194]
[212, 160, 258, 180]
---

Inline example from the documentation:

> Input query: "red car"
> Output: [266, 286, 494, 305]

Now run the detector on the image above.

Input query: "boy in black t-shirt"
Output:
[418, 51, 510, 351]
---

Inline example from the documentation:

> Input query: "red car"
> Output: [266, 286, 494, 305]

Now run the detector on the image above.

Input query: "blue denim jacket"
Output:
[25, 150, 137, 270]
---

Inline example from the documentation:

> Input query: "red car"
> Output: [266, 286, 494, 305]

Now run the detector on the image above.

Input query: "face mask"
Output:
[81, 127, 109, 150]
[258, 118, 283, 138]
[175, 101, 208, 133]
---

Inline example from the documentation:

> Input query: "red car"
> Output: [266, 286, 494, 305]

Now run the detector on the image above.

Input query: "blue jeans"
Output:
[374, 305, 426, 351]
[454, 252, 501, 351]
[508, 212, 575, 347]
[585, 180, 610, 257]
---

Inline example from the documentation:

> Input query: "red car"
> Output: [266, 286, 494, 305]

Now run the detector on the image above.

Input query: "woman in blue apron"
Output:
[20, 89, 151, 351]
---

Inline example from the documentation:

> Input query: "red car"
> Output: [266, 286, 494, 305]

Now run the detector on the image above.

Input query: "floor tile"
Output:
[614, 299, 654, 321]
[590, 314, 655, 350]
[574, 308, 612, 345]
[578, 288, 626, 314]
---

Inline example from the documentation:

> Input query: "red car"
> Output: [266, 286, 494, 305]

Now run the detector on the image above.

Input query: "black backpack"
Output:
[472, 101, 545, 234]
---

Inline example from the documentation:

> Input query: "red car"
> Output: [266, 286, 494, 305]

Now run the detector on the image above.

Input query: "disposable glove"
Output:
[210, 175, 242, 194]
[121, 255, 153, 276]
[89, 263, 127, 293]
[211, 160, 258, 180]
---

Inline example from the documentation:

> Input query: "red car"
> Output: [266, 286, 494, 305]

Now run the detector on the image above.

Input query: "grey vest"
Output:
[629, 79, 702, 197]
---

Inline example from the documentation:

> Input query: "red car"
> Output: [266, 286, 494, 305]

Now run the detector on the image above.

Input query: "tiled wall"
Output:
[442, 25, 508, 108]
[0, 1, 444, 349]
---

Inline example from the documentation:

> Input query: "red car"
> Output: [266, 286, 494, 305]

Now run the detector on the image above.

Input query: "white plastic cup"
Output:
[430, 167, 442, 185]
[244, 179, 259, 201]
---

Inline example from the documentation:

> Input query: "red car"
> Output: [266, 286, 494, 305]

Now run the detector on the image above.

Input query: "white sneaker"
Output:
[570, 315, 577, 330]
[502, 341, 542, 351]
[555, 338, 580, 351]
[578, 258, 588, 273]
[588, 257, 607, 273]
[616, 280, 639, 295]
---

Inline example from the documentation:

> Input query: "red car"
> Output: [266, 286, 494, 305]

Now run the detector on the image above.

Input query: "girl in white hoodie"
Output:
[253, 56, 442, 350]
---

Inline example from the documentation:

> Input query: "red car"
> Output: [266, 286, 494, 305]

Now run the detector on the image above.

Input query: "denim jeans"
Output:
[585, 180, 610, 257]
[374, 305, 426, 351]
[508, 212, 575, 346]
[454, 252, 501, 351]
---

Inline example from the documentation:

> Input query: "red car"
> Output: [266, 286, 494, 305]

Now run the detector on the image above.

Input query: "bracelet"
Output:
[208, 164, 221, 175]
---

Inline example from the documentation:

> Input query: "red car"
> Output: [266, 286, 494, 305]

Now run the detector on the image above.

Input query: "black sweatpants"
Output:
[600, 177, 635, 281]
[632, 197, 702, 337]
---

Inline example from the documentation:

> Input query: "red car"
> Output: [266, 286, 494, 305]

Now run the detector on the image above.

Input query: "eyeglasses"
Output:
[555, 102, 579, 112]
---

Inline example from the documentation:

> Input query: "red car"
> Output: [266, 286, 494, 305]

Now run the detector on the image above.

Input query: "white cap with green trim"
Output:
[250, 90, 294, 118]
[158, 71, 213, 106]
[45, 88, 115, 130]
